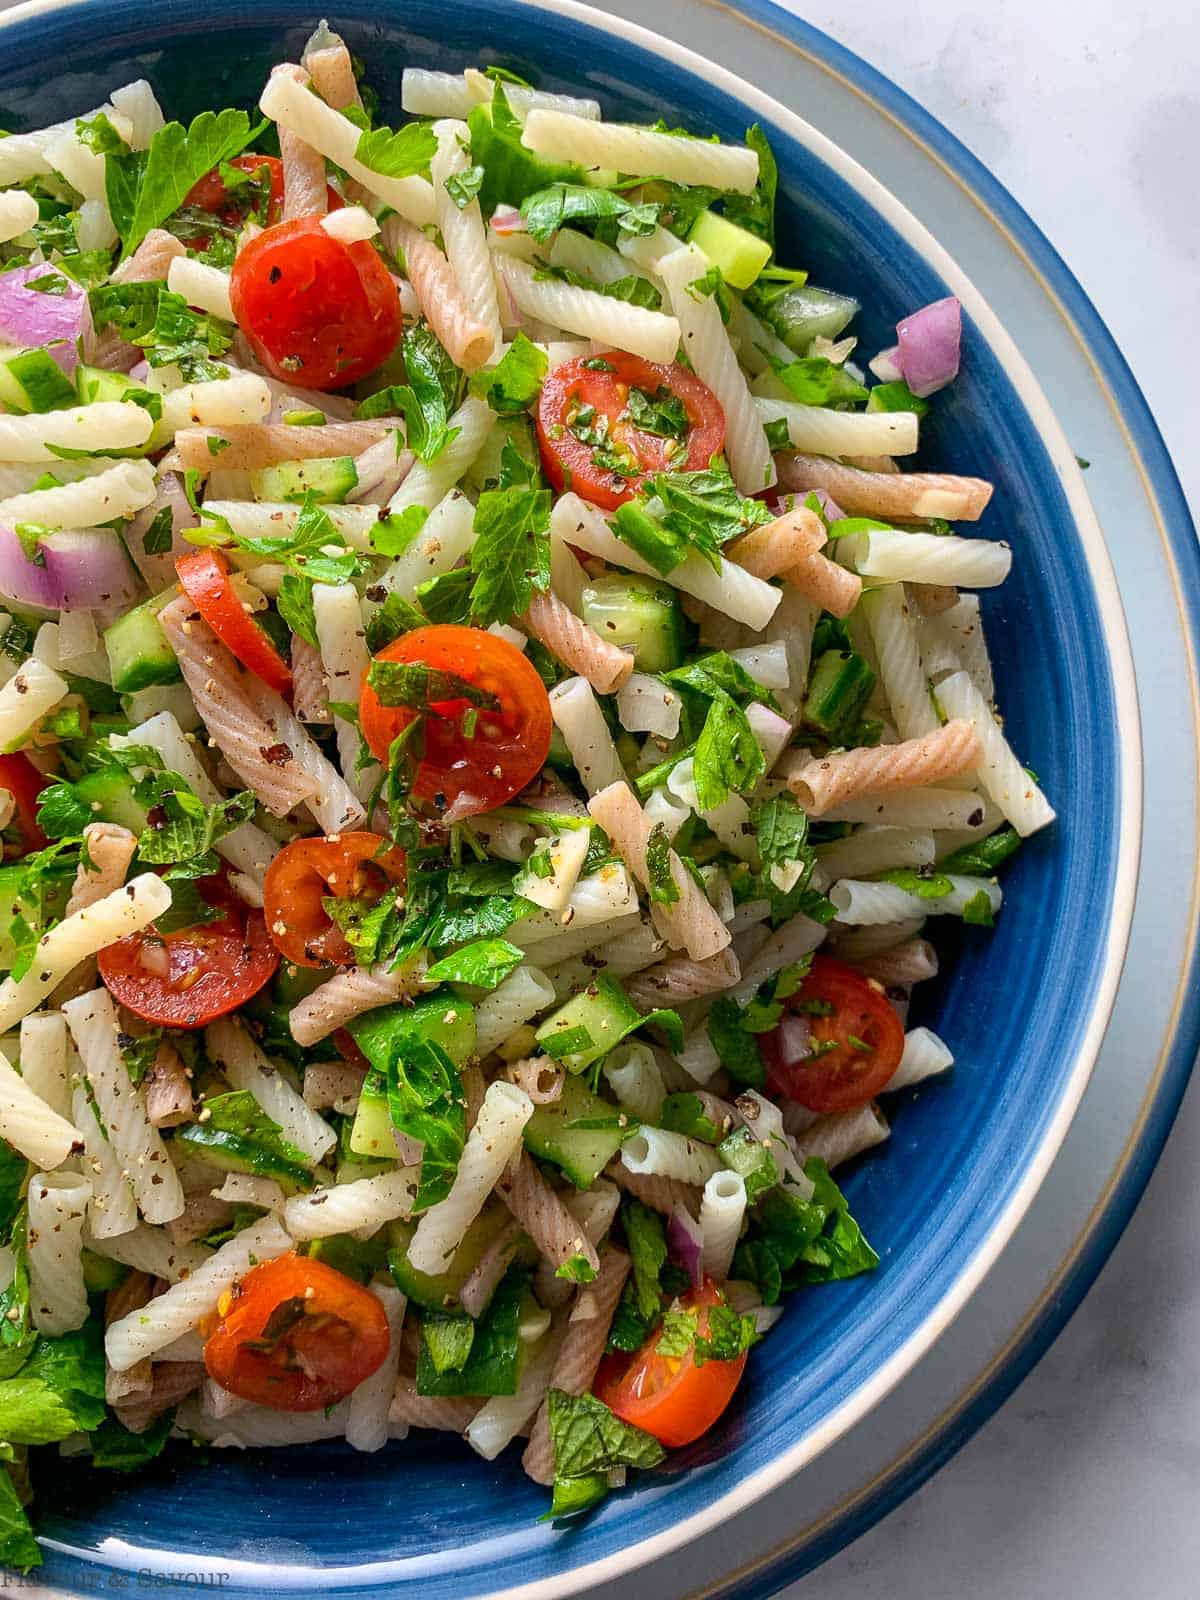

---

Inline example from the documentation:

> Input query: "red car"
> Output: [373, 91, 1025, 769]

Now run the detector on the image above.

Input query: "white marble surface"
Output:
[765, 2, 1200, 1595]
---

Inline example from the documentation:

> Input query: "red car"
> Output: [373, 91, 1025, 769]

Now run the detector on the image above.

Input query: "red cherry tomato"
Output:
[759, 954, 905, 1114]
[263, 831, 407, 968]
[230, 216, 402, 391]
[97, 876, 279, 1029]
[595, 1280, 747, 1448]
[176, 549, 293, 695]
[358, 625, 553, 822]
[184, 154, 344, 234]
[204, 1253, 390, 1411]
[0, 752, 49, 857]
[536, 351, 726, 511]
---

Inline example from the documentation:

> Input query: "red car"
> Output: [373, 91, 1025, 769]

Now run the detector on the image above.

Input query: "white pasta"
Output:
[473, 968, 555, 1058]
[516, 828, 591, 915]
[812, 826, 936, 888]
[210, 1174, 286, 1212]
[493, 255, 681, 364]
[346, 1283, 407, 1452]
[282, 1170, 420, 1239]
[890, 1027, 955, 1092]
[642, 786, 691, 842]
[674, 1030, 723, 1086]
[852, 529, 1012, 588]
[700, 1170, 746, 1281]
[756, 396, 919, 456]
[616, 675, 682, 739]
[432, 119, 502, 359]
[657, 244, 774, 493]
[520, 109, 759, 192]
[935, 671, 1055, 836]
[203, 500, 380, 549]
[818, 787, 990, 830]
[310, 581, 379, 799]
[0, 874, 171, 1033]
[794, 1104, 890, 1170]
[320, 206, 379, 244]
[730, 913, 828, 1005]
[861, 584, 940, 742]
[467, 1319, 566, 1461]
[0, 189, 38, 243]
[166, 255, 234, 322]
[829, 874, 1002, 924]
[728, 642, 791, 691]
[386, 398, 496, 513]
[17, 1011, 70, 1120]
[0, 657, 68, 748]
[72, 1081, 137, 1240]
[63, 988, 184, 1225]
[374, 488, 477, 598]
[27, 1171, 92, 1335]
[407, 1082, 534, 1275]
[603, 1041, 666, 1122]
[0, 459, 157, 530]
[206, 1017, 335, 1166]
[105, 1216, 294, 1370]
[552, 493, 780, 632]
[548, 676, 626, 796]
[259, 67, 436, 223]
[621, 1127, 723, 1186]
[666, 758, 756, 863]
[936, 595, 994, 701]
[157, 373, 272, 439]
[402, 67, 599, 122]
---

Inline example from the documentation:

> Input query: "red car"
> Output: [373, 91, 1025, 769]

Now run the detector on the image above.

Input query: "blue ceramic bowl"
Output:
[2, 1, 1139, 1594]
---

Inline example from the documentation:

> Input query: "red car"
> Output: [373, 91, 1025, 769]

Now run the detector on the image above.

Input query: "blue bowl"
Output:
[2, 1, 1139, 1594]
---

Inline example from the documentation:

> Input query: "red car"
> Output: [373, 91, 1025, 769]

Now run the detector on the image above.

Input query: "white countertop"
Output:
[772, 1, 1200, 1595]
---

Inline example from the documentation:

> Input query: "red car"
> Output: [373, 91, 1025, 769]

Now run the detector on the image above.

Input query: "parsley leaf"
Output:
[644, 822, 680, 906]
[423, 938, 525, 990]
[468, 482, 552, 625]
[467, 331, 548, 416]
[371, 324, 461, 464]
[176, 1090, 312, 1191]
[105, 108, 259, 260]
[276, 572, 319, 649]
[134, 772, 255, 876]
[767, 352, 867, 408]
[198, 492, 370, 585]
[520, 184, 661, 244]
[140, 504, 173, 557]
[707, 997, 766, 1089]
[364, 588, 427, 651]
[444, 164, 485, 209]
[693, 1302, 757, 1365]
[367, 658, 499, 712]
[721, 124, 778, 246]
[354, 120, 438, 179]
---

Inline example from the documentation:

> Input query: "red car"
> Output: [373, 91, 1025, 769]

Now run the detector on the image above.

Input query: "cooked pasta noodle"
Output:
[786, 719, 982, 816]
[494, 255, 681, 364]
[935, 671, 1055, 836]
[27, 1171, 92, 1335]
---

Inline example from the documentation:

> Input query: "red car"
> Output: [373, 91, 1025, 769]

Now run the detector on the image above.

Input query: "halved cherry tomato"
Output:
[596, 1280, 747, 1448]
[359, 625, 552, 822]
[98, 875, 278, 1028]
[0, 752, 49, 857]
[184, 154, 345, 235]
[333, 1028, 370, 1073]
[204, 1252, 390, 1411]
[263, 831, 406, 968]
[230, 216, 402, 390]
[759, 954, 905, 1114]
[176, 549, 293, 694]
[536, 351, 726, 511]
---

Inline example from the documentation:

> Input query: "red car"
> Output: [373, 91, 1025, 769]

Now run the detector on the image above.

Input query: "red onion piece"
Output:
[490, 205, 526, 237]
[894, 297, 961, 398]
[0, 265, 90, 376]
[868, 346, 903, 383]
[667, 1204, 704, 1290]
[0, 526, 143, 613]
[778, 1014, 812, 1067]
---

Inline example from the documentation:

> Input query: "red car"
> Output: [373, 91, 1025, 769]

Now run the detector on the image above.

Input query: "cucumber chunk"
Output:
[580, 574, 687, 674]
[802, 649, 876, 742]
[688, 210, 772, 290]
[0, 348, 76, 414]
[103, 588, 181, 693]
[347, 992, 478, 1073]
[523, 1072, 629, 1190]
[0, 861, 71, 967]
[750, 284, 859, 353]
[388, 1203, 518, 1311]
[70, 766, 149, 833]
[250, 456, 358, 504]
[535, 974, 643, 1075]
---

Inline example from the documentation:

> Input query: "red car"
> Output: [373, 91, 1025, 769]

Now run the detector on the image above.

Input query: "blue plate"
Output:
[0, 0, 1175, 1594]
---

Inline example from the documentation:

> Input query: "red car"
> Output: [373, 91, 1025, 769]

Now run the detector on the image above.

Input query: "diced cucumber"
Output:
[580, 574, 687, 674]
[688, 210, 772, 291]
[0, 861, 71, 967]
[0, 348, 76, 414]
[282, 408, 326, 427]
[802, 649, 876, 742]
[103, 588, 181, 693]
[307, 1229, 391, 1283]
[535, 973, 642, 1075]
[276, 964, 326, 1006]
[81, 1248, 128, 1293]
[76, 364, 146, 405]
[749, 284, 859, 352]
[348, 1069, 396, 1161]
[174, 1122, 312, 1193]
[388, 1203, 518, 1311]
[523, 1072, 629, 1189]
[70, 765, 149, 833]
[347, 992, 478, 1073]
[249, 456, 358, 504]
[469, 98, 580, 214]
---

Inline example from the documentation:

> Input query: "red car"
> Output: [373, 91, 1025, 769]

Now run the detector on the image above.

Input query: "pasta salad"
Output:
[0, 22, 1054, 1565]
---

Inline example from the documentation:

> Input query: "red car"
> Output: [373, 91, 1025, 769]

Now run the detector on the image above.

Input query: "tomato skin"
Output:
[359, 625, 553, 822]
[176, 549, 293, 694]
[596, 1281, 747, 1449]
[230, 217, 402, 391]
[759, 954, 905, 1114]
[204, 1253, 390, 1411]
[97, 877, 279, 1029]
[263, 832, 406, 968]
[185, 155, 344, 233]
[0, 752, 49, 856]
[536, 351, 726, 511]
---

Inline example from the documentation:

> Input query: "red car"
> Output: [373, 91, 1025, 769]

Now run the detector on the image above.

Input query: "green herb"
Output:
[88, 1408, 175, 1472]
[707, 997, 766, 1089]
[732, 1158, 878, 1302]
[364, 587, 428, 651]
[626, 385, 690, 439]
[354, 119, 437, 178]
[468, 480, 552, 625]
[555, 1253, 597, 1284]
[0, 1146, 25, 1240]
[961, 888, 995, 927]
[369, 324, 461, 463]
[718, 1125, 779, 1201]
[197, 491, 370, 586]
[423, 937, 525, 990]
[276, 572, 319, 649]
[367, 657, 499, 712]
[687, 263, 732, 324]
[643, 821, 681, 906]
[75, 111, 130, 157]
[538, 263, 662, 312]
[937, 827, 1021, 877]
[624, 1198, 666, 1323]
[0, 1468, 39, 1571]
[104, 108, 259, 260]
[881, 867, 954, 900]
[386, 1037, 465, 1210]
[546, 1388, 666, 1519]
[767, 353, 867, 408]
[691, 693, 764, 810]
[694, 1302, 757, 1365]
[655, 1307, 699, 1359]
[444, 164, 485, 209]
[136, 288, 232, 381]
[659, 1091, 723, 1144]
[118, 1027, 162, 1086]
[415, 1264, 525, 1395]
[721, 124, 778, 245]
[415, 565, 473, 626]
[176, 1091, 312, 1190]
[520, 183, 661, 244]
[0, 1322, 106, 1445]
[636, 465, 772, 573]
[134, 770, 255, 877]
[422, 1315, 475, 1375]
[140, 504, 173, 558]
[467, 331, 548, 416]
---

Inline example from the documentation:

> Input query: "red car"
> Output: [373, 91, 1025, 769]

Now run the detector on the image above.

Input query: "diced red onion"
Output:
[0, 526, 143, 614]
[490, 205, 526, 237]
[667, 1204, 704, 1290]
[894, 297, 961, 398]
[0, 265, 90, 376]
[778, 1014, 812, 1067]
[868, 346, 903, 383]
[808, 488, 845, 524]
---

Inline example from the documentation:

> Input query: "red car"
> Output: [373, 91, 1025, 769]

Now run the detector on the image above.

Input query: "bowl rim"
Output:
[0, 0, 1143, 1591]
